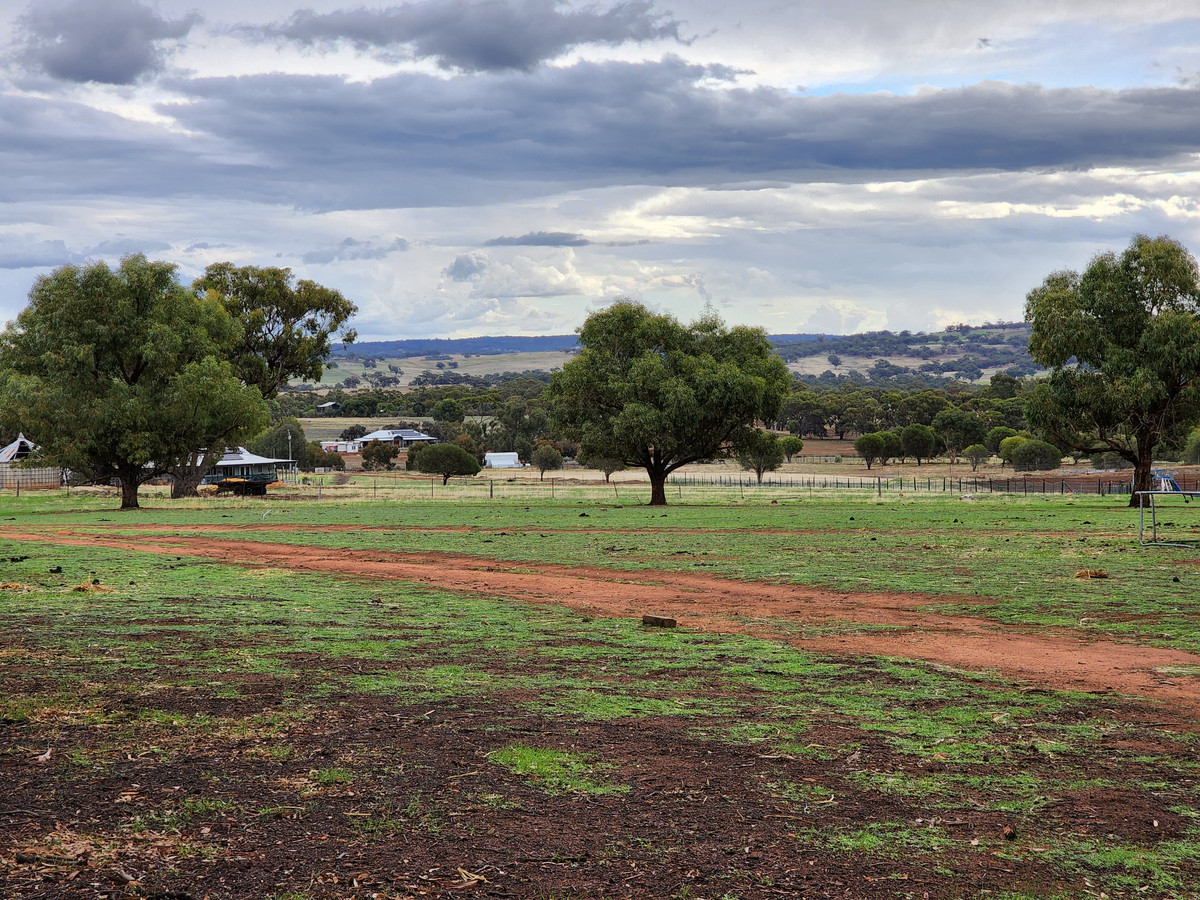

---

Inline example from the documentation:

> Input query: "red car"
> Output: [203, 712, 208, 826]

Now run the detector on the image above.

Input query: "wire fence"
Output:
[0, 467, 1154, 505]
[666, 472, 1141, 496]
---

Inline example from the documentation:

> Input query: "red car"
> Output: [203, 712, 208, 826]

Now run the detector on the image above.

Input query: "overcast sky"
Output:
[3, 0, 1200, 339]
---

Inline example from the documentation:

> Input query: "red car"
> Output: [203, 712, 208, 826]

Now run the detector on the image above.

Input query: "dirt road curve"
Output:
[7, 528, 1199, 717]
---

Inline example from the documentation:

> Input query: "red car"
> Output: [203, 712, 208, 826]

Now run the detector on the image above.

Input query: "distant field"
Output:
[306, 349, 576, 390]
[2, 488, 1200, 897]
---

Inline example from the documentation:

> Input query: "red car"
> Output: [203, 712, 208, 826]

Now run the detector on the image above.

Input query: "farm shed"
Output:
[484, 452, 522, 469]
[359, 428, 437, 449]
[0, 434, 62, 489]
[316, 401, 341, 415]
[200, 447, 296, 496]
[321, 440, 362, 454]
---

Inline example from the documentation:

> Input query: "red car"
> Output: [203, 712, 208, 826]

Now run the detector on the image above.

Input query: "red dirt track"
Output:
[6, 527, 1199, 718]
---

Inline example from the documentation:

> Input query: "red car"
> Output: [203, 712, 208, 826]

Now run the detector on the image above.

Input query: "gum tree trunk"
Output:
[120, 476, 140, 510]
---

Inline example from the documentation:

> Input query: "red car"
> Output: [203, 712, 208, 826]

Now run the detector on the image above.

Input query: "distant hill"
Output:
[323, 322, 1035, 389]
[333, 335, 579, 357]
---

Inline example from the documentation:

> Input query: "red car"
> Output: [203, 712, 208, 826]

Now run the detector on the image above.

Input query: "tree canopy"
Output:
[194, 262, 357, 397]
[0, 256, 268, 509]
[414, 443, 482, 484]
[530, 444, 563, 481]
[735, 429, 785, 484]
[1025, 234, 1200, 502]
[549, 301, 791, 505]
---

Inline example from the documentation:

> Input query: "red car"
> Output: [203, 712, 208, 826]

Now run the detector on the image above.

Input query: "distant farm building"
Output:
[359, 428, 438, 449]
[321, 440, 362, 455]
[316, 401, 342, 415]
[484, 452, 522, 469]
[0, 434, 62, 489]
[200, 447, 297, 496]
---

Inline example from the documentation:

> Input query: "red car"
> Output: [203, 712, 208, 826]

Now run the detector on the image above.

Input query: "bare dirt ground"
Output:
[5, 529, 1200, 898]
[4, 528, 1197, 717]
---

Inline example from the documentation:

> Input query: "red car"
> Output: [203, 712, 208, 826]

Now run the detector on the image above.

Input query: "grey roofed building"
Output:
[202, 447, 297, 481]
[359, 428, 437, 448]
[0, 433, 37, 464]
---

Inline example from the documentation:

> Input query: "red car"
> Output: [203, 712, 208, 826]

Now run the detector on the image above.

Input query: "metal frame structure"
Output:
[1136, 490, 1200, 548]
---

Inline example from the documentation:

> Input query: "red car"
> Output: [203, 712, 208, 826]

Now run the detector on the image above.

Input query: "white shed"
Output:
[484, 452, 522, 469]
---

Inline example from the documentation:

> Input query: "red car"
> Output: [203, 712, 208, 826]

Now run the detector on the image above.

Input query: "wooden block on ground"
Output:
[642, 614, 677, 628]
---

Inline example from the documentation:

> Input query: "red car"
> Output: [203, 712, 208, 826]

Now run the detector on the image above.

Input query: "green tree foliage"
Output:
[430, 398, 465, 425]
[306, 442, 345, 470]
[1184, 427, 1200, 465]
[361, 439, 399, 471]
[531, 443, 564, 481]
[194, 262, 357, 397]
[0, 256, 268, 509]
[853, 432, 886, 469]
[250, 418, 308, 466]
[1011, 440, 1063, 472]
[932, 408, 987, 463]
[963, 443, 990, 471]
[879, 430, 903, 464]
[779, 435, 804, 462]
[735, 429, 785, 484]
[998, 435, 1028, 467]
[900, 424, 937, 465]
[985, 426, 1019, 454]
[898, 390, 951, 426]
[486, 398, 549, 461]
[986, 372, 1021, 399]
[339, 424, 368, 441]
[414, 443, 482, 484]
[577, 447, 627, 482]
[1025, 234, 1200, 502]
[549, 301, 791, 505]
[779, 389, 827, 437]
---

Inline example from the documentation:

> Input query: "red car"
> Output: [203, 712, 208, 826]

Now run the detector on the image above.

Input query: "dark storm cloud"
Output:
[11, 60, 1200, 210]
[485, 231, 591, 246]
[159, 63, 1200, 203]
[16, 0, 200, 84]
[245, 0, 683, 72]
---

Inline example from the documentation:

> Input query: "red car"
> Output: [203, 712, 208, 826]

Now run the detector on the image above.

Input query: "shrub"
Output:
[853, 433, 885, 469]
[1011, 440, 1062, 472]
[997, 435, 1028, 468]
[1183, 427, 1200, 465]
[531, 444, 564, 481]
[413, 444, 481, 484]
[779, 435, 804, 462]
[879, 430, 902, 464]
[985, 426, 1019, 454]
[1089, 450, 1132, 470]
[900, 424, 936, 465]
[361, 439, 399, 471]
[963, 443, 990, 471]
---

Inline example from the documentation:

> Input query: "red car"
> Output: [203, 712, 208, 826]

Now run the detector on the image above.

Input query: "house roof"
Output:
[213, 447, 293, 467]
[360, 428, 436, 443]
[0, 433, 37, 463]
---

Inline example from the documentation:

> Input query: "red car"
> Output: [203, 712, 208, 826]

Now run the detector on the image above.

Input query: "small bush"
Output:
[1089, 450, 1132, 470]
[1011, 440, 1062, 472]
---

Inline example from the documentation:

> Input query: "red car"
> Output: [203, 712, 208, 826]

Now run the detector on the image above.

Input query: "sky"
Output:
[2, 0, 1200, 340]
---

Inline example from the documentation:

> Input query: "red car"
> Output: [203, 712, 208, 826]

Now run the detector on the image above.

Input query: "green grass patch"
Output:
[489, 744, 629, 796]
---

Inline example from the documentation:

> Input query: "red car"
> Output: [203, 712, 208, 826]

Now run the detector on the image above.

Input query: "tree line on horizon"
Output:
[3, 234, 1199, 507]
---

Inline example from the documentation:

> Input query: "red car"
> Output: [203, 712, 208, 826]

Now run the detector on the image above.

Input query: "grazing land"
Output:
[2, 486, 1199, 899]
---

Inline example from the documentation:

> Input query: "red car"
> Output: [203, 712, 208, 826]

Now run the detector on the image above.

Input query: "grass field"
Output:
[2, 486, 1199, 899]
